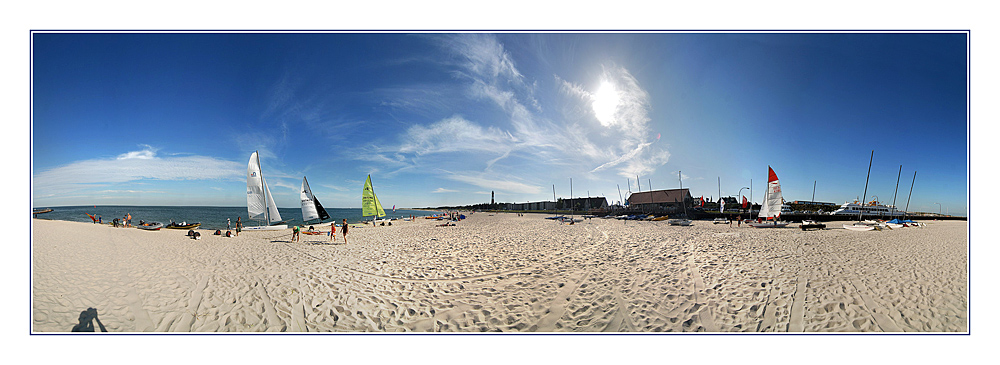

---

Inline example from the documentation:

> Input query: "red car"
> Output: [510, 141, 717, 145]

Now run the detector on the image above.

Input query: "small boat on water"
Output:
[799, 220, 826, 230]
[137, 222, 164, 230]
[165, 222, 201, 229]
[33, 208, 53, 216]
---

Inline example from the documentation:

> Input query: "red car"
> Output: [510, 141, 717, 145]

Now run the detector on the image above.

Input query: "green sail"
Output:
[362, 174, 386, 217]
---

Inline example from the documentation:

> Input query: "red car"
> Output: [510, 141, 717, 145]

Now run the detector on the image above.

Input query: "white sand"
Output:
[31, 214, 967, 332]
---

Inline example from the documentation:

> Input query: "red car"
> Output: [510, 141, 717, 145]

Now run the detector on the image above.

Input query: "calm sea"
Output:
[32, 205, 437, 230]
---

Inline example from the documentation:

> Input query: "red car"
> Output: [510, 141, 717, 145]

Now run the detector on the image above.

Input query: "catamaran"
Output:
[245, 151, 287, 231]
[300, 176, 330, 224]
[749, 166, 789, 228]
[362, 174, 386, 224]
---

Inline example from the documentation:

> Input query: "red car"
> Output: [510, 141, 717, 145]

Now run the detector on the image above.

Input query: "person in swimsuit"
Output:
[341, 218, 348, 244]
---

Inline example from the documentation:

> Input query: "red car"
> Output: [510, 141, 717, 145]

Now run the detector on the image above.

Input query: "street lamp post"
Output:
[935, 203, 941, 215]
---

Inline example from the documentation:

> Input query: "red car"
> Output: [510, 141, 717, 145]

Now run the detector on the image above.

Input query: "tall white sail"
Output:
[247, 151, 267, 220]
[247, 151, 283, 226]
[263, 176, 281, 223]
[758, 166, 783, 219]
[300, 177, 320, 222]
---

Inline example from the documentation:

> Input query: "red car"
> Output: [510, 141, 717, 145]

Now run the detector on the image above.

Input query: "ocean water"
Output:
[31, 205, 437, 231]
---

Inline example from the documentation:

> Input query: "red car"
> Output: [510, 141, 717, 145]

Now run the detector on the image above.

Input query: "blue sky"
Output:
[31, 32, 968, 215]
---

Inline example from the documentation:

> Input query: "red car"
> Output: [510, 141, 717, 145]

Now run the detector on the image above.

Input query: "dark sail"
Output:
[314, 197, 330, 221]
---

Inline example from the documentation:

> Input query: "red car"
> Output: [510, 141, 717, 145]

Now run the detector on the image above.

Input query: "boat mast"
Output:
[860, 150, 873, 222]
[679, 171, 687, 218]
[891, 165, 902, 217]
[257, 150, 269, 225]
[904, 171, 916, 220]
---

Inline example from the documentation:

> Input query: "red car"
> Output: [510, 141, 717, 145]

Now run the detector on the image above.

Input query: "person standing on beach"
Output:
[341, 218, 349, 244]
[235, 217, 241, 237]
[227, 218, 231, 230]
[98, 216, 102, 224]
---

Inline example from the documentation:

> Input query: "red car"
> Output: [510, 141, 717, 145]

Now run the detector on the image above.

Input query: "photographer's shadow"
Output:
[71, 307, 107, 332]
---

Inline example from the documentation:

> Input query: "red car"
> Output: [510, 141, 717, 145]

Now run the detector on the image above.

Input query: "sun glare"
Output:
[592, 81, 619, 126]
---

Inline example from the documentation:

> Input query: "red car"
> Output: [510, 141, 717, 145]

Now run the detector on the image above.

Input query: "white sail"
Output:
[758, 166, 783, 219]
[246, 151, 283, 226]
[247, 151, 266, 220]
[263, 176, 281, 223]
[301, 177, 319, 222]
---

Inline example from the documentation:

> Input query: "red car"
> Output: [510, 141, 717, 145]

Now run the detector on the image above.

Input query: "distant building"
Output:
[560, 197, 608, 211]
[506, 198, 606, 211]
[626, 189, 692, 212]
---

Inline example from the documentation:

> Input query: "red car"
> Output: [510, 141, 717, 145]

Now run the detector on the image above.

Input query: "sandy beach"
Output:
[30, 213, 967, 333]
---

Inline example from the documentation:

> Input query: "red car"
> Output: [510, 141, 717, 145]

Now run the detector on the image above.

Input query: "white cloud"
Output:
[399, 115, 515, 156]
[432, 188, 458, 193]
[33, 146, 244, 198]
[443, 171, 542, 195]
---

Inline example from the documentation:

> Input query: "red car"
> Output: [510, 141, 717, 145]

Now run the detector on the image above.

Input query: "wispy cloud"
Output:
[432, 188, 458, 193]
[34, 145, 244, 197]
[441, 170, 542, 195]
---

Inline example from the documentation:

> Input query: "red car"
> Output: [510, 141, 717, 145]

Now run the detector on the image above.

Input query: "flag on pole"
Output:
[699, 196, 705, 207]
[742, 196, 748, 208]
[719, 198, 725, 213]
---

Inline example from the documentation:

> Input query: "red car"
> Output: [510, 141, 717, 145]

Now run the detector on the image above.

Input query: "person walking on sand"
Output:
[330, 221, 336, 243]
[341, 218, 349, 244]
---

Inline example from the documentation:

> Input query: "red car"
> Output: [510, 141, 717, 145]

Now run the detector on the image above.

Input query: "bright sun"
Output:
[592, 81, 619, 126]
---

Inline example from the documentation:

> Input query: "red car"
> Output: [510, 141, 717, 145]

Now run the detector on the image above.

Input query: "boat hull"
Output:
[843, 224, 876, 231]
[137, 222, 163, 230]
[164, 223, 201, 230]
[668, 219, 692, 226]
[244, 225, 288, 231]
[799, 224, 826, 230]
[749, 222, 789, 228]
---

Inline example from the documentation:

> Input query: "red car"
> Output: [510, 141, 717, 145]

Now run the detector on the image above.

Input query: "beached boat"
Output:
[164, 222, 201, 229]
[362, 174, 387, 224]
[713, 217, 727, 224]
[799, 220, 826, 230]
[749, 166, 789, 228]
[844, 223, 877, 231]
[650, 216, 670, 221]
[300, 176, 330, 224]
[667, 218, 693, 226]
[245, 151, 287, 231]
[136, 222, 163, 230]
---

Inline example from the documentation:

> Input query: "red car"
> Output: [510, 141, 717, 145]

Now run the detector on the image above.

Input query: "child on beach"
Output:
[292, 225, 300, 242]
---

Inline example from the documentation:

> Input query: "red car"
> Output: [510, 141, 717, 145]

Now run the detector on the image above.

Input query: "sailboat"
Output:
[749, 166, 789, 228]
[245, 151, 287, 230]
[362, 174, 386, 224]
[300, 176, 330, 224]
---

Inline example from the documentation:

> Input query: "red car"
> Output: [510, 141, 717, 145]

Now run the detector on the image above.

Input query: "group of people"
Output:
[112, 213, 131, 228]
[290, 218, 349, 244]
